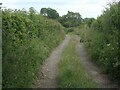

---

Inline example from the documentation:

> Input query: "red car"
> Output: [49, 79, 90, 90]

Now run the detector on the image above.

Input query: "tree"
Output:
[58, 11, 82, 27]
[29, 7, 36, 14]
[40, 8, 47, 16]
[29, 7, 37, 20]
[40, 8, 59, 19]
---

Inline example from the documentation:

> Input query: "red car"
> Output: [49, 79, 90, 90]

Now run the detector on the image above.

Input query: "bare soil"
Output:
[76, 35, 119, 88]
[35, 35, 71, 88]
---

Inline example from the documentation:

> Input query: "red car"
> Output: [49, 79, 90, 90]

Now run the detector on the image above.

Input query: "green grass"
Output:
[58, 36, 97, 88]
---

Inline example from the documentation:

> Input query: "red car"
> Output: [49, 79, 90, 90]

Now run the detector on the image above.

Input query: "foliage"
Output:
[83, 18, 95, 27]
[40, 7, 59, 19]
[74, 2, 120, 83]
[58, 11, 82, 28]
[58, 36, 97, 88]
[2, 7, 65, 88]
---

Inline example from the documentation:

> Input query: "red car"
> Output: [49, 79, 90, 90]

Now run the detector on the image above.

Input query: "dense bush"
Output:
[75, 2, 120, 83]
[58, 11, 82, 28]
[2, 8, 65, 88]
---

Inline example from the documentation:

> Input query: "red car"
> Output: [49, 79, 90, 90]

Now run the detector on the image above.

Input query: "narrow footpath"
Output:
[35, 35, 71, 88]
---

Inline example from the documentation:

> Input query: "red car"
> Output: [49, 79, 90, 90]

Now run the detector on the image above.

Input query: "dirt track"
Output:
[35, 35, 71, 88]
[35, 35, 119, 88]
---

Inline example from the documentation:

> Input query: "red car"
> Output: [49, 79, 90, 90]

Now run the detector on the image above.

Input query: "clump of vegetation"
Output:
[58, 36, 97, 88]
[58, 11, 82, 28]
[74, 2, 120, 83]
[2, 7, 65, 88]
[40, 7, 59, 19]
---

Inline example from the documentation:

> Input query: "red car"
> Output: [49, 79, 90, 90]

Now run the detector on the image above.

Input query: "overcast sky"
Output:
[1, 0, 118, 18]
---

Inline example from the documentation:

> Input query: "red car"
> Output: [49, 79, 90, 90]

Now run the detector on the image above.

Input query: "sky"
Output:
[1, 0, 118, 18]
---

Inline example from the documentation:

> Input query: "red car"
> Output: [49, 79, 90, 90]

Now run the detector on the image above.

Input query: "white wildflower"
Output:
[107, 43, 110, 46]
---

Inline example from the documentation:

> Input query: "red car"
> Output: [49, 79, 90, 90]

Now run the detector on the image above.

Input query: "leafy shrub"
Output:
[75, 2, 120, 83]
[2, 8, 65, 87]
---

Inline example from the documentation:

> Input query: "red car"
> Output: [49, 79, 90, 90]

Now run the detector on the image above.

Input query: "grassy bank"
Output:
[58, 36, 97, 88]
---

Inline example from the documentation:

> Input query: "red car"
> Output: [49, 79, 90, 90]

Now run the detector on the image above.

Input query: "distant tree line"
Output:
[40, 8, 84, 28]
[40, 8, 59, 19]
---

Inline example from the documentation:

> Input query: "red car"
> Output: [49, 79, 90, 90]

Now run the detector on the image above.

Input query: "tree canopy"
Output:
[40, 7, 59, 19]
[58, 11, 82, 28]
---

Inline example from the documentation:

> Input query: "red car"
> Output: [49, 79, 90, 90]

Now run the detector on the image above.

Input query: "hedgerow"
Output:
[2, 8, 65, 88]
[75, 2, 120, 83]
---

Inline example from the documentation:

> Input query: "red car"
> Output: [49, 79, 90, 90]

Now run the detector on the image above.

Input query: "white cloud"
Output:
[1, 0, 20, 9]
[1, 0, 19, 4]
[56, 0, 116, 18]
[1, 0, 118, 18]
